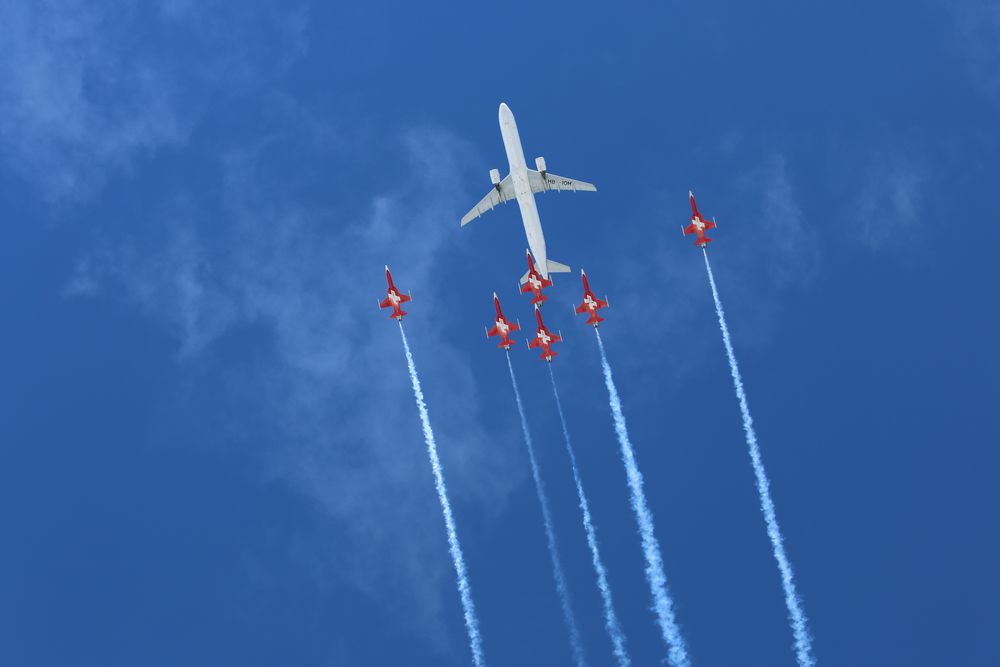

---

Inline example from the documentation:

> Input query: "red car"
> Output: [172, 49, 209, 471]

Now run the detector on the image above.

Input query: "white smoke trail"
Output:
[398, 322, 486, 667]
[504, 353, 586, 667]
[548, 364, 632, 667]
[701, 249, 816, 667]
[594, 330, 691, 667]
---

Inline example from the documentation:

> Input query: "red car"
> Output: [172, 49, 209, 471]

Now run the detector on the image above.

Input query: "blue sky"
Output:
[2, 1, 999, 665]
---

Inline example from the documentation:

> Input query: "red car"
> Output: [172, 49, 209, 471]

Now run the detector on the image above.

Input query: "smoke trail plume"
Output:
[548, 365, 631, 667]
[594, 330, 691, 667]
[702, 249, 816, 667]
[504, 352, 586, 667]
[398, 322, 486, 667]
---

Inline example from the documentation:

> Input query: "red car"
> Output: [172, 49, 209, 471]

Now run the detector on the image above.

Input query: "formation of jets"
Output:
[381, 102, 722, 362]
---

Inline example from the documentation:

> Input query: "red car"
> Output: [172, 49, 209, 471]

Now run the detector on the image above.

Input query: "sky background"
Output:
[2, 1, 999, 665]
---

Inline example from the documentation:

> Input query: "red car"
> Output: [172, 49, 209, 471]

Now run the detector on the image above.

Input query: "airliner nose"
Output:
[499, 102, 512, 122]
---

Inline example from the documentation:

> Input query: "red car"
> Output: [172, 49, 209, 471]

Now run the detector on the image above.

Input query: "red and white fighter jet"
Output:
[378, 266, 411, 321]
[528, 304, 562, 362]
[574, 270, 609, 327]
[486, 293, 520, 350]
[682, 191, 716, 248]
[519, 250, 553, 305]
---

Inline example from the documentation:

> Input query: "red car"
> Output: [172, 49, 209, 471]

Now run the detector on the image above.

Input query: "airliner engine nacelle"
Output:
[490, 168, 501, 186]
[535, 156, 547, 173]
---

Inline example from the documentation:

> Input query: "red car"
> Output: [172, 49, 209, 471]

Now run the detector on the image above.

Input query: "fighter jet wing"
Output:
[461, 175, 516, 226]
[528, 169, 597, 193]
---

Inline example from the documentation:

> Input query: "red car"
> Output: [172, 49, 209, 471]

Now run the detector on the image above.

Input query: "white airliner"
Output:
[461, 102, 596, 284]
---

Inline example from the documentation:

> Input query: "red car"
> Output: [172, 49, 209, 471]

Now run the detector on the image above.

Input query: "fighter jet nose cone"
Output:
[384, 264, 389, 271]
[493, 291, 498, 299]
[689, 190, 694, 197]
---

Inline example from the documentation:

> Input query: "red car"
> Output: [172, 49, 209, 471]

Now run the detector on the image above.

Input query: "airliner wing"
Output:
[528, 169, 597, 193]
[461, 175, 516, 226]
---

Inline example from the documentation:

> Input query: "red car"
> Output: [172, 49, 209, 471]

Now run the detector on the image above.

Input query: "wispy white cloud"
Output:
[0, 1, 183, 200]
[736, 153, 819, 286]
[68, 121, 522, 652]
[951, 0, 1000, 103]
[855, 152, 927, 250]
[605, 149, 817, 382]
[0, 0, 307, 202]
